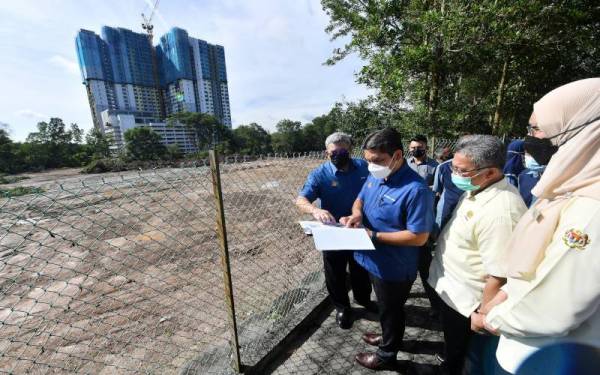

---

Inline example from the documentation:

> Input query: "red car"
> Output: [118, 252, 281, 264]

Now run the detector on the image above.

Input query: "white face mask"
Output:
[368, 155, 397, 179]
[368, 163, 392, 179]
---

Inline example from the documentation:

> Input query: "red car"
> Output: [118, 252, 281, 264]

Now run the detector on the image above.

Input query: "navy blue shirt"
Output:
[433, 159, 464, 233]
[354, 162, 434, 281]
[518, 168, 544, 207]
[299, 158, 369, 220]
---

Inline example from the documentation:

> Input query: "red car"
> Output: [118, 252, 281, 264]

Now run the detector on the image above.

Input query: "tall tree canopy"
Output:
[321, 0, 600, 136]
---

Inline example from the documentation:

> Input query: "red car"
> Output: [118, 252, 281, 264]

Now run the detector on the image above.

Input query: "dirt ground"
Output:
[0, 158, 326, 374]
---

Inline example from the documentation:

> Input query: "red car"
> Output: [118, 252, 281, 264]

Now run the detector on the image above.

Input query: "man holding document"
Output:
[341, 128, 434, 370]
[296, 132, 374, 330]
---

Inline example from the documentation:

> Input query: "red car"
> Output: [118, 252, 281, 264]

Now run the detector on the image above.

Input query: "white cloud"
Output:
[0, 0, 371, 141]
[15, 109, 48, 120]
[49, 55, 80, 76]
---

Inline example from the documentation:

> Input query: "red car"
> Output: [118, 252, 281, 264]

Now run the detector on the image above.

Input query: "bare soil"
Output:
[0, 158, 325, 374]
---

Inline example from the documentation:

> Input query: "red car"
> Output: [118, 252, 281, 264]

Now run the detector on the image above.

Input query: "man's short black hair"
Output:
[409, 134, 428, 145]
[362, 128, 404, 156]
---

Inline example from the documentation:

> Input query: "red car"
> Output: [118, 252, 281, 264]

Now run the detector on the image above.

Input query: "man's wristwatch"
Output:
[370, 230, 378, 243]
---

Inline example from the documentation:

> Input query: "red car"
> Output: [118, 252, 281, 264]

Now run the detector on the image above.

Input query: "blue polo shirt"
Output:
[354, 162, 434, 281]
[433, 159, 464, 233]
[299, 158, 369, 220]
[518, 168, 544, 207]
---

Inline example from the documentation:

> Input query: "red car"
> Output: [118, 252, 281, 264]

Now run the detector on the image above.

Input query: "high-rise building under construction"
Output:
[75, 26, 231, 152]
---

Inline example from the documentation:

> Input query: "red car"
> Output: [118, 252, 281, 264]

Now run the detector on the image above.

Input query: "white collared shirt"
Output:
[428, 178, 527, 317]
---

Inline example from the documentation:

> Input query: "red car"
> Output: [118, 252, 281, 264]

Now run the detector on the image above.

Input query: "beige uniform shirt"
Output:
[428, 178, 527, 317]
[486, 196, 600, 373]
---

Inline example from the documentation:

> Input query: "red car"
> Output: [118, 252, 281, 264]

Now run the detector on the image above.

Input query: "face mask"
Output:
[451, 173, 481, 192]
[412, 149, 426, 158]
[524, 154, 544, 170]
[523, 135, 558, 165]
[368, 155, 398, 179]
[330, 149, 350, 169]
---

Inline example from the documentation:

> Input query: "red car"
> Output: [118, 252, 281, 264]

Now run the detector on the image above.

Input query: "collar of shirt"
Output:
[328, 158, 357, 174]
[466, 177, 510, 206]
[408, 156, 433, 166]
[378, 161, 411, 185]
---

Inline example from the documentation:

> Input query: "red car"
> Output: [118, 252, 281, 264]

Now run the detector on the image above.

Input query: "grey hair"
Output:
[455, 135, 506, 169]
[325, 132, 353, 148]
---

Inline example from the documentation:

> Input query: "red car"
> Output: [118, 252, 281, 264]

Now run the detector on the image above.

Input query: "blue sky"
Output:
[0, 0, 370, 142]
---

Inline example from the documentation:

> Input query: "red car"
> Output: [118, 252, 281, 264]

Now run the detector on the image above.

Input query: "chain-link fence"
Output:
[0, 139, 457, 374]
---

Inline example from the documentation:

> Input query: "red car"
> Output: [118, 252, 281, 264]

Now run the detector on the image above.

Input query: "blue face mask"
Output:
[524, 154, 544, 170]
[451, 173, 481, 192]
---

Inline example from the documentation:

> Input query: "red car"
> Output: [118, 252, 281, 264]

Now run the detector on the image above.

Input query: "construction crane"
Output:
[141, 0, 160, 43]
[141, 0, 166, 118]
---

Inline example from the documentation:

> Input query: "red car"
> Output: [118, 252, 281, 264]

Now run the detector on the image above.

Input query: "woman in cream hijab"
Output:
[481, 78, 600, 374]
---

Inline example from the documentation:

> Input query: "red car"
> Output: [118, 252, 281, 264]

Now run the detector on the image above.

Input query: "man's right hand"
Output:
[313, 209, 335, 223]
[340, 214, 362, 228]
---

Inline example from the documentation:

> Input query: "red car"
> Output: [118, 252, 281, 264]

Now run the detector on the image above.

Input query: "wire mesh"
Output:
[0, 167, 232, 374]
[218, 153, 328, 367]
[0, 138, 457, 374]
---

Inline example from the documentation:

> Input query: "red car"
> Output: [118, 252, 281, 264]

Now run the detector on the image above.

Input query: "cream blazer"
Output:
[486, 196, 600, 373]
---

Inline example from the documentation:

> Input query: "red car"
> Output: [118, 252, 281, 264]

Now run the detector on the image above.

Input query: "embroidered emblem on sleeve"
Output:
[563, 229, 590, 250]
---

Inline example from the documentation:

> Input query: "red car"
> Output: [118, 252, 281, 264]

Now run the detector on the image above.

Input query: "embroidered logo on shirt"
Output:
[331, 180, 338, 187]
[562, 229, 590, 250]
[368, 182, 373, 188]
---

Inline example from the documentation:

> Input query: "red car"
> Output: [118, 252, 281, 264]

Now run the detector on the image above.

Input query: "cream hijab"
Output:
[507, 78, 600, 280]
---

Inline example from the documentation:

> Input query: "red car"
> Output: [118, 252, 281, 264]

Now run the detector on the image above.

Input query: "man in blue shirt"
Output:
[341, 128, 434, 370]
[296, 132, 374, 330]
[433, 159, 465, 233]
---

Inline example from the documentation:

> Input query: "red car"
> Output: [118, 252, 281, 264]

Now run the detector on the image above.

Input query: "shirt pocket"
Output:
[377, 193, 403, 227]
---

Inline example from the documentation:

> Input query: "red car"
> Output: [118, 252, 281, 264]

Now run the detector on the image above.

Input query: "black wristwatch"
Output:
[370, 230, 378, 243]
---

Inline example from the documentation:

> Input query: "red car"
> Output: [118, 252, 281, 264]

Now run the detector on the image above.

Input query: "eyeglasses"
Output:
[450, 165, 491, 177]
[527, 124, 541, 135]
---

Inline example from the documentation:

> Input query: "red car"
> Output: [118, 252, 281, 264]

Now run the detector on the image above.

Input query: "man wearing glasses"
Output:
[296, 132, 375, 330]
[427, 135, 527, 375]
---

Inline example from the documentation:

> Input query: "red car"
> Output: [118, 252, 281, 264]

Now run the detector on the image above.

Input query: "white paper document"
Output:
[299, 221, 375, 251]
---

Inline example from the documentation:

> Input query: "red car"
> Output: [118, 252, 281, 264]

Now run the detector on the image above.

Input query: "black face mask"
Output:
[330, 149, 350, 169]
[523, 135, 558, 166]
[412, 149, 426, 158]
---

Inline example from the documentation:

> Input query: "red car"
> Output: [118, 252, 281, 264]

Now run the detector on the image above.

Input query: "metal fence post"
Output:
[209, 150, 242, 373]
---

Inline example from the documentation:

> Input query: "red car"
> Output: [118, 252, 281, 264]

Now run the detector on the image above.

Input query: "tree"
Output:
[165, 144, 183, 160]
[322, 0, 600, 136]
[85, 128, 111, 160]
[0, 129, 14, 174]
[232, 123, 272, 154]
[24, 118, 85, 168]
[169, 112, 233, 150]
[123, 127, 166, 161]
[271, 119, 304, 153]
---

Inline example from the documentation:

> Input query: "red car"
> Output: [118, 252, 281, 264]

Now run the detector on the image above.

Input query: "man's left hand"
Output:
[470, 311, 486, 333]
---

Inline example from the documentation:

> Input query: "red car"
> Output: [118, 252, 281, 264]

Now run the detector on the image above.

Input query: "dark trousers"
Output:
[434, 293, 473, 375]
[322, 250, 372, 311]
[369, 274, 414, 359]
[418, 244, 440, 312]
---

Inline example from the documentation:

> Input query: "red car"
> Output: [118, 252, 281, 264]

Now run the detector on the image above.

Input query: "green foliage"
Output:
[0, 186, 44, 198]
[165, 144, 184, 161]
[271, 119, 304, 153]
[81, 158, 127, 174]
[232, 123, 272, 154]
[85, 128, 111, 160]
[123, 127, 166, 161]
[321, 0, 600, 136]
[169, 112, 233, 150]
